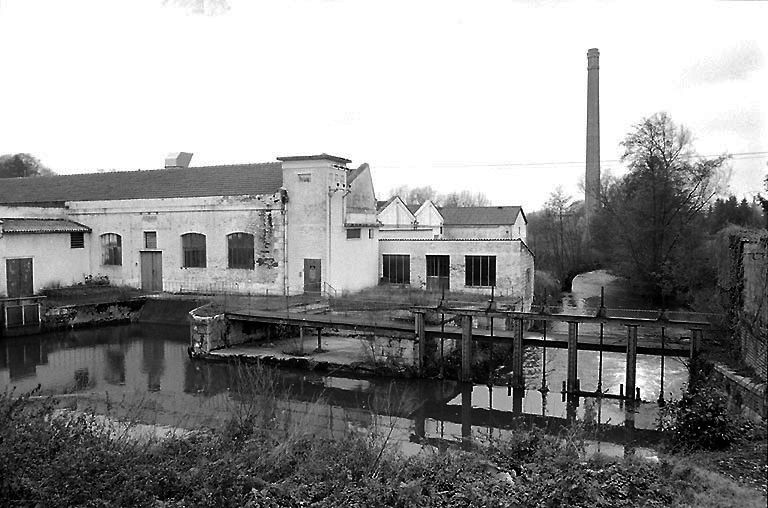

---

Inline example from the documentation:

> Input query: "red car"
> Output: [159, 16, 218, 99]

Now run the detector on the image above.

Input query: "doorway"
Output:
[426, 255, 450, 292]
[6, 258, 34, 298]
[140, 251, 163, 291]
[303, 258, 321, 293]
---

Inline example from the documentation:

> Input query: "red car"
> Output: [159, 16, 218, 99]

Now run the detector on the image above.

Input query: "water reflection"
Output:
[1, 321, 683, 456]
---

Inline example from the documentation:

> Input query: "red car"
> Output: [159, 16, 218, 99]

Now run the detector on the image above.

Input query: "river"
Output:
[1, 271, 688, 455]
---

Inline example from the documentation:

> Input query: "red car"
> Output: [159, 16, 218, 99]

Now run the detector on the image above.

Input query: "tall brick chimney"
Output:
[584, 48, 601, 244]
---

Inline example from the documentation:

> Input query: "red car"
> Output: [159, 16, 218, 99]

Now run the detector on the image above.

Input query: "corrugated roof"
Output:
[1, 218, 92, 234]
[0, 163, 283, 205]
[438, 206, 524, 226]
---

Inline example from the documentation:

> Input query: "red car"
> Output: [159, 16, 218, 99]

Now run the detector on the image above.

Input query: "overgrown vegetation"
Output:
[2, 379, 766, 507]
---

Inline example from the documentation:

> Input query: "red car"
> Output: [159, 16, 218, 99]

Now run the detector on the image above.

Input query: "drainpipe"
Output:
[281, 188, 288, 296]
[327, 178, 332, 293]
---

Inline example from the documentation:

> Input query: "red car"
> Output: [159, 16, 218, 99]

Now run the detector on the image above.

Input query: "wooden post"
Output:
[690, 328, 702, 358]
[625, 325, 638, 402]
[566, 321, 579, 394]
[316, 327, 322, 352]
[461, 383, 472, 450]
[415, 311, 426, 376]
[512, 318, 524, 388]
[461, 314, 473, 382]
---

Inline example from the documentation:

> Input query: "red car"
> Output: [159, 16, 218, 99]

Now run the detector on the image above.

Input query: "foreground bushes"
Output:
[1, 389, 765, 507]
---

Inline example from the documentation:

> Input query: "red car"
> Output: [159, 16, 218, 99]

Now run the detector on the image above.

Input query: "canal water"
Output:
[0, 271, 688, 454]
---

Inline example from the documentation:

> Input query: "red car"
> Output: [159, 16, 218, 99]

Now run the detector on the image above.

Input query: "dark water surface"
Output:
[1, 271, 688, 454]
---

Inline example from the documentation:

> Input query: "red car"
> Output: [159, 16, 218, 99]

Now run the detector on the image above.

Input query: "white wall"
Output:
[379, 238, 534, 310]
[66, 195, 286, 294]
[0, 232, 92, 296]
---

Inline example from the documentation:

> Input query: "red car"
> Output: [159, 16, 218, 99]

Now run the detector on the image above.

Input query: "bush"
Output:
[658, 385, 736, 451]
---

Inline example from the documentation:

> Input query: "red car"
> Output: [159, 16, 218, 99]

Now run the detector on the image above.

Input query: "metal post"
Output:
[625, 325, 638, 402]
[541, 320, 548, 391]
[461, 383, 472, 450]
[597, 322, 604, 393]
[566, 321, 579, 394]
[658, 327, 666, 406]
[316, 327, 322, 352]
[461, 314, 473, 382]
[440, 312, 445, 378]
[512, 318, 524, 389]
[415, 311, 426, 376]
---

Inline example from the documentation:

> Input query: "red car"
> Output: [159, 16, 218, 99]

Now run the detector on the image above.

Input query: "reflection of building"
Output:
[1, 153, 533, 305]
[142, 338, 165, 391]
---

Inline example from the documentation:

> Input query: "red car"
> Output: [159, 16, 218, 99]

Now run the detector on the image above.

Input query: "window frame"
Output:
[181, 233, 207, 268]
[382, 254, 410, 284]
[70, 232, 85, 249]
[465, 255, 496, 287]
[100, 233, 122, 266]
[227, 232, 255, 270]
[144, 231, 157, 249]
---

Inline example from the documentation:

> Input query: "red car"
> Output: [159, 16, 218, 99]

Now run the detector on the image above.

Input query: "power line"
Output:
[374, 151, 768, 170]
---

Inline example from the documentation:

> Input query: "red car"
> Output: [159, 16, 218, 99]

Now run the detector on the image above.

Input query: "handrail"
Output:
[322, 282, 338, 298]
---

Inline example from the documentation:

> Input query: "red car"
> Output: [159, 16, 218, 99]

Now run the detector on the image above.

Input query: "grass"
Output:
[41, 283, 145, 306]
[2, 363, 767, 507]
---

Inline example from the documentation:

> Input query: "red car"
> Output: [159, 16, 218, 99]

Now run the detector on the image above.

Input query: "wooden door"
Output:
[6, 258, 33, 298]
[426, 255, 450, 292]
[303, 258, 321, 293]
[140, 252, 163, 291]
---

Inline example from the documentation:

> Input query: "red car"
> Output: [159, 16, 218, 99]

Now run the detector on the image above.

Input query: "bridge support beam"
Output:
[512, 318, 524, 388]
[461, 314, 473, 382]
[566, 322, 579, 393]
[415, 311, 426, 376]
[625, 325, 638, 401]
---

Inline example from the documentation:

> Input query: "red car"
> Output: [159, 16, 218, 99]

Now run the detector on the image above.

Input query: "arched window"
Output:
[101, 233, 122, 266]
[227, 232, 254, 269]
[181, 233, 206, 268]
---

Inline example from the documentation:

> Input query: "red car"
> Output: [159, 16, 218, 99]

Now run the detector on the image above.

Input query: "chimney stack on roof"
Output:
[165, 152, 194, 168]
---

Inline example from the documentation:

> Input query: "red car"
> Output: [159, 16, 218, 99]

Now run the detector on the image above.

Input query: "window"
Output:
[70, 232, 84, 249]
[182, 233, 206, 268]
[101, 233, 122, 266]
[368, 229, 374, 239]
[465, 255, 495, 287]
[346, 228, 361, 239]
[382, 254, 410, 284]
[298, 173, 311, 182]
[227, 232, 254, 269]
[144, 231, 157, 249]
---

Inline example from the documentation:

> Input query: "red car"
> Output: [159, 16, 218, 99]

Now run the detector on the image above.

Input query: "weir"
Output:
[193, 296, 712, 403]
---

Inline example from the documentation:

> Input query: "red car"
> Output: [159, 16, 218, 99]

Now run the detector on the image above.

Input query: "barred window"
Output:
[382, 254, 410, 284]
[101, 233, 122, 266]
[182, 233, 206, 268]
[70, 232, 85, 249]
[227, 232, 254, 269]
[144, 231, 157, 249]
[465, 255, 495, 287]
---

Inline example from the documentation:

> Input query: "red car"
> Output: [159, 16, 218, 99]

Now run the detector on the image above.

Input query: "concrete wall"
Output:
[444, 214, 527, 241]
[379, 238, 535, 309]
[66, 194, 286, 295]
[0, 232, 92, 296]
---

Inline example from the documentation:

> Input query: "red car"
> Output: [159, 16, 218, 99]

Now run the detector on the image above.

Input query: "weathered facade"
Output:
[0, 153, 534, 303]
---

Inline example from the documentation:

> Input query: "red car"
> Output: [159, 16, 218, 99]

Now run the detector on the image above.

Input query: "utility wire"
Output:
[374, 151, 768, 169]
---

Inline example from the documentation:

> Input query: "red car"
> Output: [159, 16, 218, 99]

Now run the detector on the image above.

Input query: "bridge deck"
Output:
[226, 309, 690, 357]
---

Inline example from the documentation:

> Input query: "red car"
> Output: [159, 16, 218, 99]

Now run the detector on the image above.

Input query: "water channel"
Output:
[1, 271, 690, 456]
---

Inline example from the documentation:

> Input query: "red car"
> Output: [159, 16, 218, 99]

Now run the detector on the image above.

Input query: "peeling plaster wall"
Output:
[0, 232, 92, 296]
[66, 194, 286, 295]
[379, 239, 535, 310]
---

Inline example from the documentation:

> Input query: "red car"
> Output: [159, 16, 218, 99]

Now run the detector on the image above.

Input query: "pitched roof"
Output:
[0, 218, 91, 234]
[438, 206, 524, 226]
[0, 163, 283, 205]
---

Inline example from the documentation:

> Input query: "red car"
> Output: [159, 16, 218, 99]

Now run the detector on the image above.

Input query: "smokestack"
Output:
[584, 48, 600, 243]
[164, 152, 193, 168]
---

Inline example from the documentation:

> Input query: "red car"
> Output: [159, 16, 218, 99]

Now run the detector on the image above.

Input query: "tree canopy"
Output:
[0, 153, 54, 178]
[595, 112, 729, 300]
[387, 185, 490, 207]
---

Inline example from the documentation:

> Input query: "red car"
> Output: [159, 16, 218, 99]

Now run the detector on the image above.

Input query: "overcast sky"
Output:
[1, 0, 766, 211]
